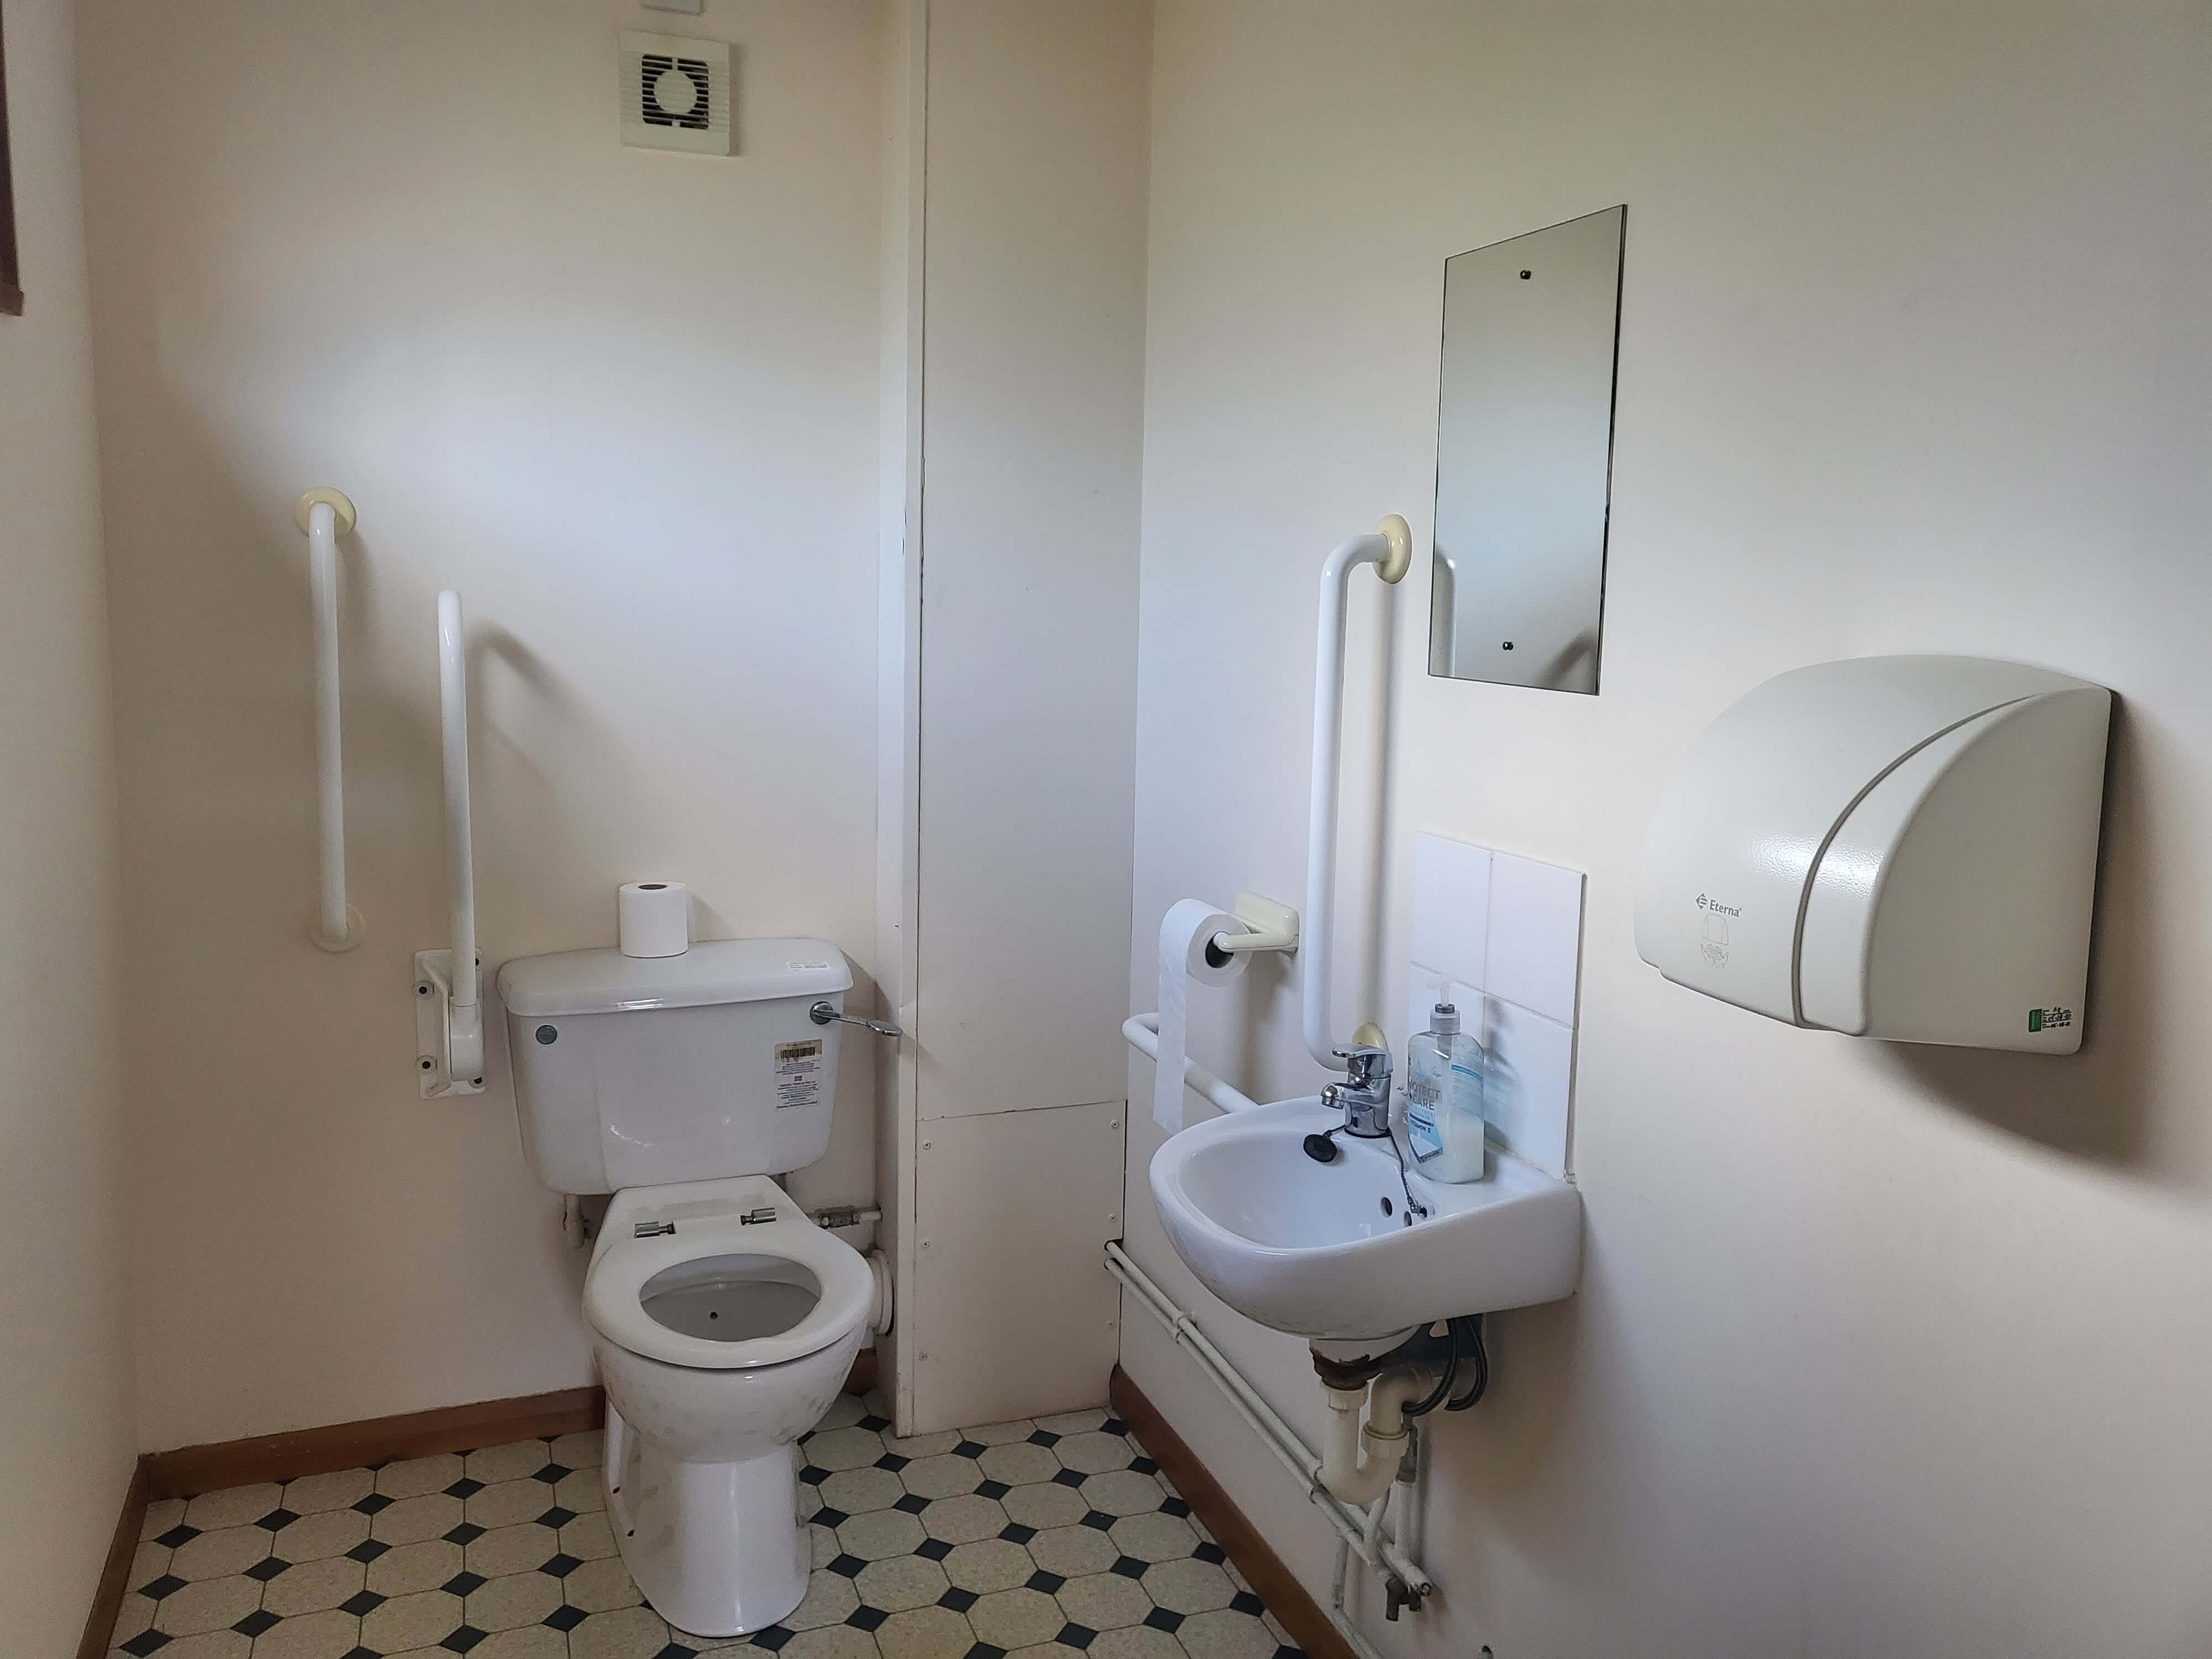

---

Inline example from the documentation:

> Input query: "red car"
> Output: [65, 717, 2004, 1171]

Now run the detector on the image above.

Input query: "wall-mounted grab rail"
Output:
[415, 590, 483, 1096]
[297, 488, 363, 952]
[1305, 516, 1411, 1068]
[438, 591, 481, 1072]
[1121, 1014, 1262, 1116]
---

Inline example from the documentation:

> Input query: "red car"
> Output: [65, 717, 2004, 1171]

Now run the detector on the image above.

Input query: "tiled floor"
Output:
[110, 1394, 1305, 1659]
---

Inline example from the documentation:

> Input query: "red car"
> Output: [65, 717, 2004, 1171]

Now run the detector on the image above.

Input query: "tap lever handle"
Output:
[1331, 1044, 1393, 1089]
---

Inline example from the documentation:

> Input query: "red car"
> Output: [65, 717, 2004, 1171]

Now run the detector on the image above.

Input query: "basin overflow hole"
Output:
[1380, 1196, 1393, 1217]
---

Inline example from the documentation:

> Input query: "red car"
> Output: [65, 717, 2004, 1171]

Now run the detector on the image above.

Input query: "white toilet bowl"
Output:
[584, 1176, 874, 1638]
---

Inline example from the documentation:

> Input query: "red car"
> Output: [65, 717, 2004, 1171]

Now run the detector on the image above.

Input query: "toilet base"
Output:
[604, 1401, 809, 1637]
[591, 1319, 865, 1639]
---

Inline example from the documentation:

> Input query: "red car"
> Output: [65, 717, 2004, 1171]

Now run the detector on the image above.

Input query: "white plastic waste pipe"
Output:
[1329, 1534, 1391, 1659]
[1319, 1374, 1427, 1507]
[1304, 517, 1411, 1068]
[1103, 1241, 1430, 1597]
[298, 488, 362, 952]
[437, 591, 482, 1081]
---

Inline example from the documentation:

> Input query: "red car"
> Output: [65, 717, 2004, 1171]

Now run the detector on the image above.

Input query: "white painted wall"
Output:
[75, 0, 888, 1451]
[0, 0, 139, 1644]
[1123, 4, 2212, 1655]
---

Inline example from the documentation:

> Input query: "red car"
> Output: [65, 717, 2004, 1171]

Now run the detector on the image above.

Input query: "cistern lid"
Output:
[497, 937, 851, 1018]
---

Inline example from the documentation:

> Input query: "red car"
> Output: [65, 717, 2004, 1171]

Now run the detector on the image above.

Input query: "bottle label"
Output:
[1405, 1102, 1442, 1161]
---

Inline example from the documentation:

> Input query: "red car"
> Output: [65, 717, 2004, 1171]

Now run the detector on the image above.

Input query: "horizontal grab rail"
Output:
[1123, 1014, 1262, 1116]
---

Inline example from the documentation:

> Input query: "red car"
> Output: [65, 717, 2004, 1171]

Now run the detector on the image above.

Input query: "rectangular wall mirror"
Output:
[1430, 205, 1625, 693]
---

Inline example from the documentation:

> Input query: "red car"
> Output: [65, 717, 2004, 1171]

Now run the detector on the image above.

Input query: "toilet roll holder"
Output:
[1209, 892, 1300, 958]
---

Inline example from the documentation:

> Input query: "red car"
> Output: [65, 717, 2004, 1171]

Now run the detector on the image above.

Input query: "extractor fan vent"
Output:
[619, 31, 734, 155]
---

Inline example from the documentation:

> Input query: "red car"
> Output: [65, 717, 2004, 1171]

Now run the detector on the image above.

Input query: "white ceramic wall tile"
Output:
[1409, 833, 1491, 990]
[1406, 966, 1445, 1047]
[1479, 994, 1576, 1177]
[1485, 851, 1586, 1026]
[1407, 836, 1584, 1176]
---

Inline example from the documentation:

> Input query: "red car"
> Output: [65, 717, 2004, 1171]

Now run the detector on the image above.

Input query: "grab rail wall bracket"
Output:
[415, 949, 483, 1097]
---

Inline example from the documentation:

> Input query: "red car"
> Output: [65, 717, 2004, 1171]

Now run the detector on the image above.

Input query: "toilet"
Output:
[497, 938, 884, 1638]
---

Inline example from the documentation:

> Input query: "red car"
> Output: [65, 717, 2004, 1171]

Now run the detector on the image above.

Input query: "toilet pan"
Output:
[585, 1178, 874, 1637]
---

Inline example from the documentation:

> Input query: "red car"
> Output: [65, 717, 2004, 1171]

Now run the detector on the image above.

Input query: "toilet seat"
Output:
[586, 1178, 874, 1371]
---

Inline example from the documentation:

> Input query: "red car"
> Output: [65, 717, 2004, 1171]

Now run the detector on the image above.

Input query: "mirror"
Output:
[1430, 206, 1625, 693]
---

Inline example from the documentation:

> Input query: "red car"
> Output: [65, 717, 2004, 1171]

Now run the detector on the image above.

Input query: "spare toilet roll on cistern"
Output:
[1635, 655, 2111, 1053]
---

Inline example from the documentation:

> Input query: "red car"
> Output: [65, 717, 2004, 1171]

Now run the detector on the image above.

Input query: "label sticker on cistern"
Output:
[775, 1039, 825, 1110]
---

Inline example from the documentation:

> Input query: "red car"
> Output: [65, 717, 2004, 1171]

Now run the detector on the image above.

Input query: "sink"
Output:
[1149, 1095, 1582, 1341]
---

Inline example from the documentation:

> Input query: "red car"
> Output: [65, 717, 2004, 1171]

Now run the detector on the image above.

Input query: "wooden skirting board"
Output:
[75, 1460, 148, 1659]
[1111, 1364, 1357, 1659]
[78, 1348, 879, 1659]
[143, 1385, 606, 1501]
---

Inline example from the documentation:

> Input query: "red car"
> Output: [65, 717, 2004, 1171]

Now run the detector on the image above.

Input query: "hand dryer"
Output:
[1635, 655, 2110, 1053]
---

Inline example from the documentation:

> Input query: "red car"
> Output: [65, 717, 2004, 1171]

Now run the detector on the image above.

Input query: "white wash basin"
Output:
[1149, 1096, 1582, 1340]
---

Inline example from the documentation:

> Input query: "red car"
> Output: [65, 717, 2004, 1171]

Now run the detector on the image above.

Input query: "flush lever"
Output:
[808, 1000, 904, 1040]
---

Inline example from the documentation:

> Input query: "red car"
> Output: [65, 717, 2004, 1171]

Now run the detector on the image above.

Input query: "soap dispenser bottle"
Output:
[1402, 1003, 1489, 1182]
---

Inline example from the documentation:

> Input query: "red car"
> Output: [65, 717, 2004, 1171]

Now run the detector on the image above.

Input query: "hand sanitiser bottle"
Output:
[1402, 1003, 1490, 1182]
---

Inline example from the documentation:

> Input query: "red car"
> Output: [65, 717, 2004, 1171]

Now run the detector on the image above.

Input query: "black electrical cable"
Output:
[1399, 1335, 1459, 1418]
[1444, 1315, 1489, 1410]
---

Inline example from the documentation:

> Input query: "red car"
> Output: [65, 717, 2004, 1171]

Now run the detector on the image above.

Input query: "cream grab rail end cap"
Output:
[295, 486, 357, 535]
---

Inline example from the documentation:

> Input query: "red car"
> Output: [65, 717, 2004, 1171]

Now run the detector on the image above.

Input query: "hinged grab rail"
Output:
[415, 589, 483, 1096]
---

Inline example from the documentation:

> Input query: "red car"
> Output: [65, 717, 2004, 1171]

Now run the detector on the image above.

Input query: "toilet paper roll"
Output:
[618, 881, 690, 958]
[1154, 899, 1250, 1134]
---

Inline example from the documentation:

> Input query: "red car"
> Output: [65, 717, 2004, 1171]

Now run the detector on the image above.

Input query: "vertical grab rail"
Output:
[1303, 515, 1412, 1070]
[415, 591, 484, 1096]
[297, 488, 363, 952]
[438, 591, 482, 1078]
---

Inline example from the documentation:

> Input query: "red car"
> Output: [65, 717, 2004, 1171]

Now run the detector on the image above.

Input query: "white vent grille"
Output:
[619, 31, 734, 155]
